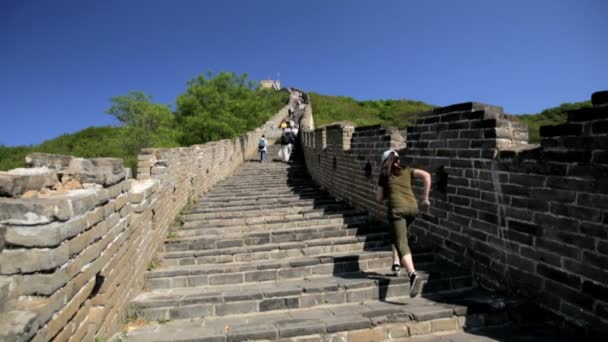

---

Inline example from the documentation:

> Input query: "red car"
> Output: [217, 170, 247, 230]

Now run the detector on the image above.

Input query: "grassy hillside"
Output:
[516, 101, 592, 143]
[0, 126, 148, 173]
[310, 92, 591, 144]
[309, 92, 434, 129]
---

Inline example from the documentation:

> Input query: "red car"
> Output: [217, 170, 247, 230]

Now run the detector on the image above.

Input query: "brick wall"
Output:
[0, 104, 290, 341]
[300, 92, 608, 334]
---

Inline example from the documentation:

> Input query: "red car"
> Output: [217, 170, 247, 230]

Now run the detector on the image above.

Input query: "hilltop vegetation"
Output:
[310, 92, 590, 144]
[0, 79, 590, 173]
[0, 72, 288, 172]
[516, 101, 592, 143]
[309, 92, 434, 129]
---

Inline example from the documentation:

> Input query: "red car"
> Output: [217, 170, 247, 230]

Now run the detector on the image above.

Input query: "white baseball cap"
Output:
[382, 149, 399, 164]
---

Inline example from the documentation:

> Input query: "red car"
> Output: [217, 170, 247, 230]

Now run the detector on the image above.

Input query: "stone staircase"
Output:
[121, 145, 521, 342]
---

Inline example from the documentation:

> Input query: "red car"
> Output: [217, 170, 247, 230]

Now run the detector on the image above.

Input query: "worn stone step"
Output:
[191, 195, 338, 211]
[207, 185, 314, 196]
[182, 208, 366, 229]
[201, 188, 320, 201]
[147, 247, 437, 290]
[146, 249, 403, 287]
[202, 189, 318, 200]
[166, 222, 381, 252]
[131, 261, 475, 321]
[179, 212, 369, 236]
[215, 174, 310, 184]
[163, 224, 389, 256]
[160, 235, 391, 268]
[122, 288, 517, 342]
[184, 202, 350, 220]
[218, 171, 309, 179]
[208, 183, 318, 195]
[188, 198, 344, 215]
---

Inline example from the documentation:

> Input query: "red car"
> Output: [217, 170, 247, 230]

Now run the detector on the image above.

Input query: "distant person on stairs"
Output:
[279, 123, 296, 163]
[376, 149, 431, 297]
[258, 134, 268, 162]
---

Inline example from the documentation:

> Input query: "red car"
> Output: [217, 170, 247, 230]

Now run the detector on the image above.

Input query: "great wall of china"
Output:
[0, 91, 606, 341]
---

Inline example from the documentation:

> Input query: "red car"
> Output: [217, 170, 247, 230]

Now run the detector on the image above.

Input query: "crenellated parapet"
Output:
[300, 91, 608, 336]
[0, 103, 291, 341]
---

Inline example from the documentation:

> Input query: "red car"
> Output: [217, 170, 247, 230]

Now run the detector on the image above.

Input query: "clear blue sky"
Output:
[1, 0, 606, 146]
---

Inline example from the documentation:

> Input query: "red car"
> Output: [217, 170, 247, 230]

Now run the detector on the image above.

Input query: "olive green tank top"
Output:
[378, 167, 418, 213]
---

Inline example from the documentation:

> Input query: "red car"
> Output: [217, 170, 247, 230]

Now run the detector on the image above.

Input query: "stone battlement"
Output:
[0, 104, 290, 341]
[300, 91, 608, 335]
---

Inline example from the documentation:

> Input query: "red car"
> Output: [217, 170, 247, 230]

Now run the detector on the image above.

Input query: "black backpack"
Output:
[281, 132, 293, 145]
[258, 138, 266, 150]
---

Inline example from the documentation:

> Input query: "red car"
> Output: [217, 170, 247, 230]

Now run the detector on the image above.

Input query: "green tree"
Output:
[175, 72, 288, 145]
[106, 90, 179, 156]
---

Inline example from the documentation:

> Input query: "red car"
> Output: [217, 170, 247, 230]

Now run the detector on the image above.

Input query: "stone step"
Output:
[148, 247, 438, 290]
[220, 167, 307, 174]
[209, 185, 311, 194]
[224, 174, 308, 181]
[182, 208, 366, 228]
[183, 202, 350, 220]
[208, 184, 314, 195]
[190, 195, 338, 211]
[178, 212, 369, 236]
[147, 249, 412, 289]
[122, 288, 517, 342]
[161, 237, 390, 269]
[188, 197, 343, 214]
[166, 222, 381, 251]
[201, 188, 320, 201]
[131, 260, 474, 321]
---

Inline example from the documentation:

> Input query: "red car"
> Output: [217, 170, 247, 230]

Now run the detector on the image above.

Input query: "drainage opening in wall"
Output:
[88, 272, 105, 299]
[436, 165, 448, 193]
[364, 160, 372, 180]
[333, 157, 337, 170]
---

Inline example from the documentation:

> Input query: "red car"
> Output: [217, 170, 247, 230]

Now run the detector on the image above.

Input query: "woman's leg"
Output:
[390, 210, 416, 273]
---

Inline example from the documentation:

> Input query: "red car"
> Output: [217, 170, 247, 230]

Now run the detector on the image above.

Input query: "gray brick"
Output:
[275, 319, 325, 338]
[209, 273, 244, 285]
[223, 289, 263, 301]
[259, 297, 299, 311]
[245, 270, 277, 282]
[169, 304, 213, 320]
[227, 323, 277, 342]
[406, 305, 454, 321]
[216, 301, 258, 316]
[263, 286, 301, 298]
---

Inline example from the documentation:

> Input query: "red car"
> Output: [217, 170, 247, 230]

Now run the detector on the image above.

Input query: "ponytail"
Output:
[382, 152, 401, 178]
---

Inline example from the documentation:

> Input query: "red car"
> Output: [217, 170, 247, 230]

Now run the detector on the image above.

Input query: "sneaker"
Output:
[391, 263, 401, 277]
[409, 272, 421, 297]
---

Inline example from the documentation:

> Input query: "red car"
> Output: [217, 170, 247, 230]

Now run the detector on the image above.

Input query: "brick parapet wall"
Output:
[0, 104, 290, 341]
[301, 92, 608, 335]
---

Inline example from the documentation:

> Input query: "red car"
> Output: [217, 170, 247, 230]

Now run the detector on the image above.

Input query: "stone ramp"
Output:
[120, 145, 521, 341]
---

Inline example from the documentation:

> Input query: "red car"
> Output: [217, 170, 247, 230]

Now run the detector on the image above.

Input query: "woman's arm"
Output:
[413, 169, 431, 205]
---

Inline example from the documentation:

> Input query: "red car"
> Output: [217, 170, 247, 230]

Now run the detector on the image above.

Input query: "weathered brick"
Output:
[537, 264, 581, 288]
[348, 328, 385, 342]
[507, 219, 542, 236]
[577, 193, 608, 209]
[408, 321, 431, 336]
[539, 124, 582, 137]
